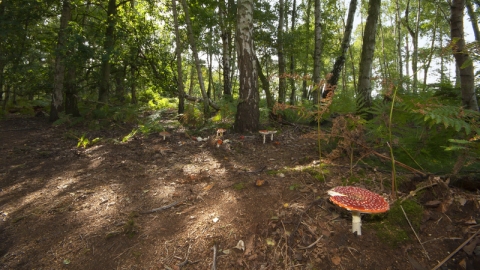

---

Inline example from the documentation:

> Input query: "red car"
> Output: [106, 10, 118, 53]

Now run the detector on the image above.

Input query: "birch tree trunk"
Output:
[312, 0, 322, 104]
[234, 0, 259, 132]
[301, 0, 312, 100]
[404, 0, 420, 94]
[50, 0, 71, 122]
[289, 0, 297, 105]
[450, 0, 479, 111]
[466, 0, 480, 41]
[356, 0, 381, 117]
[172, 0, 185, 114]
[395, 0, 404, 92]
[277, 0, 287, 104]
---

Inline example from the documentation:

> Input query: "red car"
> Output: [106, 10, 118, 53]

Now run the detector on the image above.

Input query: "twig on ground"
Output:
[178, 244, 192, 268]
[239, 166, 267, 174]
[400, 205, 430, 260]
[431, 228, 480, 270]
[297, 235, 323, 249]
[211, 244, 217, 270]
[141, 201, 180, 214]
[400, 182, 438, 203]
[113, 243, 140, 260]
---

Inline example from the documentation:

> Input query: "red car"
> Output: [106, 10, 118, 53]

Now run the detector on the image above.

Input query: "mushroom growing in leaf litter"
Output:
[216, 128, 226, 137]
[328, 186, 389, 236]
[268, 130, 277, 141]
[259, 130, 269, 144]
[159, 131, 171, 141]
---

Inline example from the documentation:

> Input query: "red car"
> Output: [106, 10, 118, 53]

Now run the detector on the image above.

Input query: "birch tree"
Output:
[234, 0, 259, 132]
[356, 0, 381, 116]
[450, 0, 479, 111]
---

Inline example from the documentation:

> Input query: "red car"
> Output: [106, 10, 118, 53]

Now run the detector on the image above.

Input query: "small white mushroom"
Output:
[259, 130, 269, 144]
[159, 131, 171, 140]
[216, 128, 227, 137]
[268, 130, 277, 141]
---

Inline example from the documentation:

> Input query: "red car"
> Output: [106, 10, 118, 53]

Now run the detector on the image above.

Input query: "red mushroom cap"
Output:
[328, 186, 389, 214]
[259, 130, 269, 135]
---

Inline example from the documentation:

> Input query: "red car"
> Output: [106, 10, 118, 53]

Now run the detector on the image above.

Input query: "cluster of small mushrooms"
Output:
[258, 130, 277, 144]
[328, 186, 390, 235]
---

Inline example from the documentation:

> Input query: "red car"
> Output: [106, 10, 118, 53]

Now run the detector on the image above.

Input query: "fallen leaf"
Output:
[265, 238, 275, 246]
[424, 200, 441, 207]
[331, 256, 341, 265]
[233, 240, 245, 251]
[255, 179, 266, 187]
[222, 249, 231, 255]
[204, 183, 214, 191]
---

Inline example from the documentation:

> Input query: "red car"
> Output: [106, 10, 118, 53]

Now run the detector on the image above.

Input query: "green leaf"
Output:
[460, 59, 473, 69]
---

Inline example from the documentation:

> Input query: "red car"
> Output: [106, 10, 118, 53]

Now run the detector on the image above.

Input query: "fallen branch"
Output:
[371, 151, 427, 177]
[297, 235, 323, 249]
[211, 244, 217, 270]
[400, 181, 438, 203]
[431, 228, 480, 270]
[400, 205, 430, 260]
[141, 201, 180, 214]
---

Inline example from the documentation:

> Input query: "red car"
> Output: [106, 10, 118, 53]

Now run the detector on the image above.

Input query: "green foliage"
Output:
[302, 167, 326, 182]
[289, 183, 301, 191]
[122, 129, 138, 143]
[232, 182, 246, 190]
[77, 133, 101, 148]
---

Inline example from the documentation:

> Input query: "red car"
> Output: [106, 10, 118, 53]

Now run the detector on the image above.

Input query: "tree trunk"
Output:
[423, 7, 438, 89]
[356, 0, 381, 117]
[288, 0, 297, 105]
[49, 0, 71, 122]
[98, 0, 117, 104]
[180, 0, 210, 118]
[450, 0, 479, 111]
[312, 0, 322, 104]
[130, 64, 137, 104]
[324, 0, 357, 98]
[256, 55, 274, 111]
[277, 0, 287, 104]
[234, 0, 259, 132]
[404, 0, 420, 94]
[302, 0, 313, 100]
[466, 0, 480, 41]
[65, 66, 80, 117]
[172, 0, 185, 114]
[395, 0, 404, 92]
[219, 0, 232, 97]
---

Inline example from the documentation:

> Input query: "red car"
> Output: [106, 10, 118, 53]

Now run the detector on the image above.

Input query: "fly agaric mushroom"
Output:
[328, 186, 389, 236]
[259, 130, 269, 144]
[159, 131, 171, 141]
[216, 128, 227, 137]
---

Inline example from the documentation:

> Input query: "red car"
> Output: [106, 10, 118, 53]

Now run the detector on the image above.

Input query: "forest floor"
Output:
[1, 113, 480, 270]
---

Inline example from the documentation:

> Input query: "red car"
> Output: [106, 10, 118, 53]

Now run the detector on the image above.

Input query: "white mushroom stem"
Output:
[262, 134, 266, 144]
[162, 135, 166, 140]
[270, 133, 274, 141]
[351, 211, 362, 235]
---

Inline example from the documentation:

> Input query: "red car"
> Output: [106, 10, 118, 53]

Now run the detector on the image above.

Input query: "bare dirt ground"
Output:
[1, 114, 480, 270]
